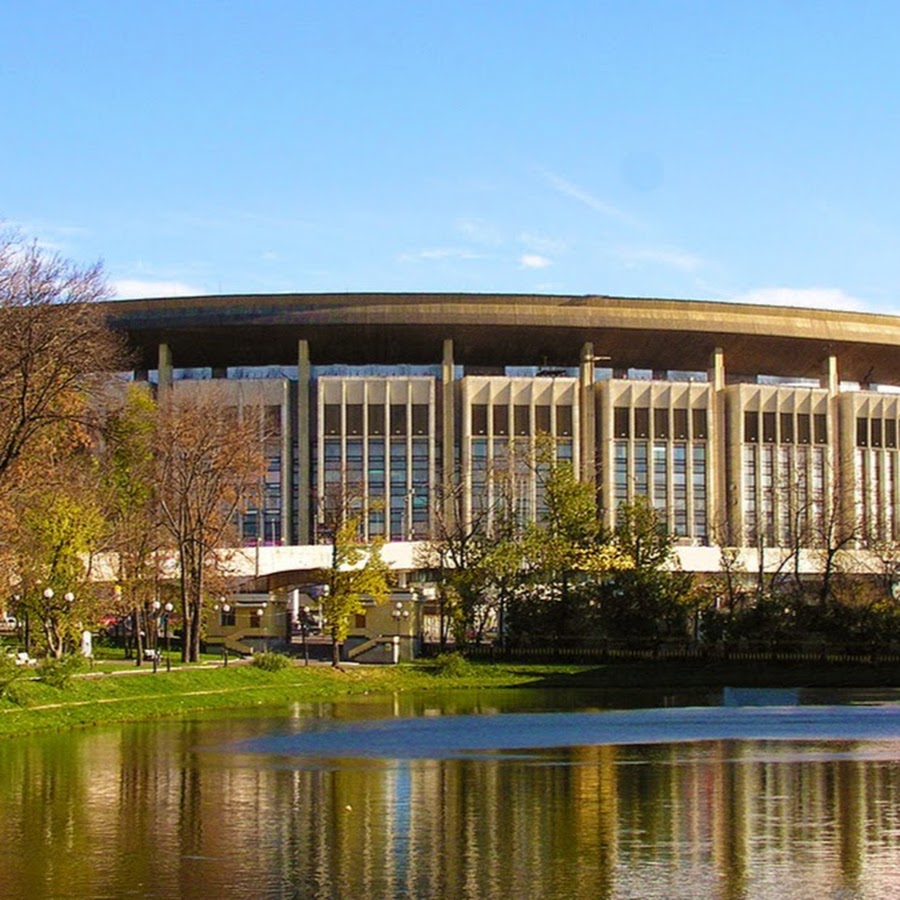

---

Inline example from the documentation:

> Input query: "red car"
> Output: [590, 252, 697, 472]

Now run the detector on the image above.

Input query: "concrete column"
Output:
[441, 339, 456, 530]
[157, 342, 173, 393]
[281, 379, 292, 545]
[597, 382, 615, 531]
[822, 355, 843, 532]
[707, 348, 729, 544]
[297, 340, 311, 544]
[579, 342, 596, 482]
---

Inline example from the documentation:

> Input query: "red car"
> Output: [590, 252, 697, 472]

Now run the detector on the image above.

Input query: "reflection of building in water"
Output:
[6, 720, 900, 896]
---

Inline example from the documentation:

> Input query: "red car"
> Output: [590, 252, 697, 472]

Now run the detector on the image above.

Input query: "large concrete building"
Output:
[103, 292, 900, 575]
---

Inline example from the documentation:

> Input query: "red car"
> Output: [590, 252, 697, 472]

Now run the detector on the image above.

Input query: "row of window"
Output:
[744, 411, 828, 445]
[856, 416, 900, 448]
[613, 407, 708, 441]
[470, 404, 573, 437]
[323, 404, 430, 436]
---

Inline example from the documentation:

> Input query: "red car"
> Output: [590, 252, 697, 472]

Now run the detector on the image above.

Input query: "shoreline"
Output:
[2, 658, 899, 739]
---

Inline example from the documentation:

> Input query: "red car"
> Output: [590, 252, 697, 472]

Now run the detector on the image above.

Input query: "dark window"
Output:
[653, 408, 669, 440]
[412, 404, 429, 435]
[493, 404, 509, 436]
[744, 411, 759, 444]
[354, 613, 366, 629]
[556, 405, 573, 437]
[346, 404, 363, 436]
[857, 417, 868, 447]
[780, 412, 794, 444]
[368, 404, 385, 435]
[634, 407, 649, 438]
[887, 419, 897, 449]
[614, 407, 630, 438]
[514, 405, 530, 436]
[535, 405, 551, 434]
[814, 414, 828, 445]
[691, 408, 707, 440]
[763, 412, 777, 443]
[797, 414, 811, 444]
[390, 404, 407, 435]
[673, 408, 689, 440]
[471, 404, 488, 435]
[324, 404, 341, 435]
[872, 418, 883, 448]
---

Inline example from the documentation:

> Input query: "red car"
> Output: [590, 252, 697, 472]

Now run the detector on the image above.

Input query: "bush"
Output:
[428, 651, 472, 678]
[251, 651, 292, 671]
[0, 654, 26, 703]
[36, 654, 85, 690]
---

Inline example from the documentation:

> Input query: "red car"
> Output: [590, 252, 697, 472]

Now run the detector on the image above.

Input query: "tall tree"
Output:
[154, 389, 266, 662]
[0, 230, 123, 495]
[318, 485, 391, 666]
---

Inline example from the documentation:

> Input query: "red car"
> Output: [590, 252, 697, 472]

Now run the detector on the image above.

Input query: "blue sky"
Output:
[3, 1, 900, 313]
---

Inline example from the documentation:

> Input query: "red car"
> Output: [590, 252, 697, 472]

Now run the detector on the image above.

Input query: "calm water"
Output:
[1, 686, 899, 899]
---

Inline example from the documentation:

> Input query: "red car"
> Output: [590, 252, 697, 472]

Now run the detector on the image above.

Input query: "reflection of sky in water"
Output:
[234, 704, 900, 761]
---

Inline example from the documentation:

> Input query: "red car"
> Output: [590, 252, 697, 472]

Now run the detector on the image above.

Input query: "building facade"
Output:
[104, 292, 900, 571]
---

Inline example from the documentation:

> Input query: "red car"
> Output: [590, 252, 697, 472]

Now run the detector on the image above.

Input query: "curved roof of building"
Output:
[102, 292, 900, 384]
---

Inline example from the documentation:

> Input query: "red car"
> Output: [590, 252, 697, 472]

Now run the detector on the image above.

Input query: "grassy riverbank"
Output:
[2, 656, 900, 739]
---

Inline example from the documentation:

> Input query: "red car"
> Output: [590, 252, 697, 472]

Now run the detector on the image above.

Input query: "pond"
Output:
[0, 686, 899, 899]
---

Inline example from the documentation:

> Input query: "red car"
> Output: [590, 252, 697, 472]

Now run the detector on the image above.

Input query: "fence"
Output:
[437, 638, 900, 666]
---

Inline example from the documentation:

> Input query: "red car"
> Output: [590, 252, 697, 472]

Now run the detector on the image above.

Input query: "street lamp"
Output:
[300, 605, 310, 666]
[163, 602, 173, 671]
[222, 602, 231, 666]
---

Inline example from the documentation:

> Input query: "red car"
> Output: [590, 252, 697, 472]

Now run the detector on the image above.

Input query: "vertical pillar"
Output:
[707, 348, 729, 544]
[441, 339, 456, 531]
[157, 342, 173, 393]
[297, 340, 311, 545]
[579, 342, 596, 482]
[280, 379, 292, 546]
[822, 355, 843, 534]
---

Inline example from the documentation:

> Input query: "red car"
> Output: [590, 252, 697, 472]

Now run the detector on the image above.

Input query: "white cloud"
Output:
[615, 245, 705, 273]
[539, 169, 639, 226]
[112, 279, 203, 299]
[730, 287, 869, 312]
[520, 254, 551, 269]
[399, 247, 485, 263]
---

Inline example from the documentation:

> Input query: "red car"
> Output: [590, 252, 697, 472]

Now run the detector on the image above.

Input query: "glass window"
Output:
[346, 404, 363, 436]
[744, 411, 759, 444]
[412, 404, 429, 435]
[872, 418, 883, 448]
[493, 404, 509, 436]
[763, 412, 776, 443]
[635, 407, 650, 439]
[556, 406, 573, 437]
[614, 407, 630, 438]
[797, 414, 811, 444]
[857, 417, 868, 447]
[471, 404, 488, 435]
[887, 418, 897, 449]
[535, 405, 551, 434]
[653, 408, 669, 440]
[390, 404, 407, 435]
[691, 408, 707, 441]
[514, 405, 530, 436]
[324, 404, 341, 435]
[368, 404, 385, 436]
[673, 408, 689, 440]
[780, 412, 794, 444]
[814, 414, 828, 445]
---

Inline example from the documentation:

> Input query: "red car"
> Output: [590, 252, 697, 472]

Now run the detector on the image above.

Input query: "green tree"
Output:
[102, 385, 162, 662]
[14, 469, 106, 657]
[322, 515, 391, 667]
